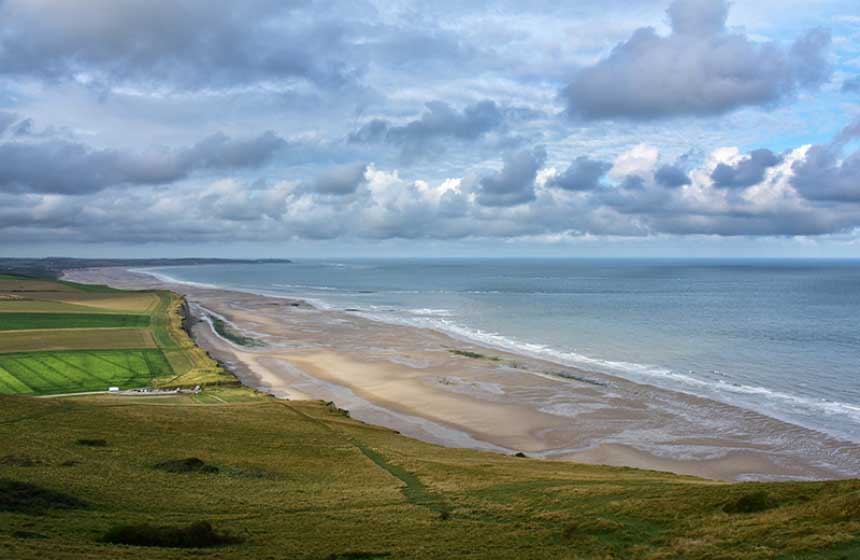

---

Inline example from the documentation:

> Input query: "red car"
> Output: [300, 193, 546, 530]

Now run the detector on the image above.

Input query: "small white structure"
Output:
[108, 386, 120, 393]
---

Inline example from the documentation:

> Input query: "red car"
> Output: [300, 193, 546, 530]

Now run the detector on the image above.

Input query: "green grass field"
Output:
[0, 313, 150, 331]
[0, 350, 173, 395]
[0, 276, 234, 394]
[0, 389, 858, 559]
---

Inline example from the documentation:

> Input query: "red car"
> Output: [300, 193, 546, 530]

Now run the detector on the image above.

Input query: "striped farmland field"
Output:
[0, 349, 174, 395]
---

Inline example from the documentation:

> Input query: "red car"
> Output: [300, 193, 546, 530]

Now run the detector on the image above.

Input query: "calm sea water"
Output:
[145, 259, 860, 443]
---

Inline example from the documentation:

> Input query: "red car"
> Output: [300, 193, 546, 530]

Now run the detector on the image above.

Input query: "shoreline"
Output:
[64, 266, 860, 482]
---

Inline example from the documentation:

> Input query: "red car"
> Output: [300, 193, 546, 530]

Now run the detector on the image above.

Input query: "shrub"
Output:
[153, 457, 219, 474]
[325, 553, 392, 560]
[100, 520, 240, 548]
[0, 478, 87, 513]
[76, 438, 108, 447]
[723, 491, 774, 514]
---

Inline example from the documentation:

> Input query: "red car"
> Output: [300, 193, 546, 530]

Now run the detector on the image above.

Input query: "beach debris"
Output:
[548, 371, 609, 387]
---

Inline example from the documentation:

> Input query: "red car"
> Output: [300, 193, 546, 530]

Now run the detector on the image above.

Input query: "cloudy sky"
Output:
[2, 0, 860, 258]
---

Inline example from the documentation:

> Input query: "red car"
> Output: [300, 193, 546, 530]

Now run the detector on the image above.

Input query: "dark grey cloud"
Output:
[562, 0, 831, 120]
[349, 100, 505, 159]
[476, 147, 546, 206]
[11, 119, 34, 137]
[0, 0, 353, 90]
[549, 156, 611, 191]
[655, 164, 691, 187]
[791, 120, 860, 202]
[711, 149, 781, 188]
[0, 112, 18, 134]
[843, 75, 860, 93]
[185, 132, 286, 170]
[311, 163, 368, 196]
[0, 131, 285, 195]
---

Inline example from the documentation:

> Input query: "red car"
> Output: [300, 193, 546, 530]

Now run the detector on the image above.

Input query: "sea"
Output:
[143, 258, 860, 445]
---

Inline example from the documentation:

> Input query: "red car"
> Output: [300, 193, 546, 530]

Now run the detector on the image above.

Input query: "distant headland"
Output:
[0, 257, 291, 279]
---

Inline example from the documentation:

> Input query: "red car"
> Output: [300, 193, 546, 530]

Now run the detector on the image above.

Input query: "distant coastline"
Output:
[0, 257, 291, 279]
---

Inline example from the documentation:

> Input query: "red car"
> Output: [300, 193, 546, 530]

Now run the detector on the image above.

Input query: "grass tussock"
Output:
[100, 520, 241, 548]
[153, 457, 219, 474]
[723, 490, 775, 514]
[325, 553, 392, 560]
[0, 478, 87, 513]
[76, 438, 108, 447]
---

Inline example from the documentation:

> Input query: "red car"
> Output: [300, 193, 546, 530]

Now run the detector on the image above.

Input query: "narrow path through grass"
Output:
[279, 401, 450, 517]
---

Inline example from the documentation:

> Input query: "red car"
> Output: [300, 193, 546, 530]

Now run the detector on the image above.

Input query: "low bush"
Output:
[0, 478, 87, 513]
[723, 491, 774, 514]
[325, 553, 392, 560]
[153, 457, 219, 474]
[100, 520, 240, 548]
[76, 438, 108, 447]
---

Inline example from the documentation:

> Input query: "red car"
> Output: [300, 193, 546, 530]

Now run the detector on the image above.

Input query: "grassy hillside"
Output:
[0, 276, 234, 395]
[0, 388, 858, 559]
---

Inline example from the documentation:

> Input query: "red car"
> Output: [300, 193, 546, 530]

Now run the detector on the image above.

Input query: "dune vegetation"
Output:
[0, 275, 858, 559]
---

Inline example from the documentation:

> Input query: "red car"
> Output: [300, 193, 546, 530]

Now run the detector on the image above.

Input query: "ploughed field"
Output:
[0, 275, 231, 395]
[0, 274, 858, 559]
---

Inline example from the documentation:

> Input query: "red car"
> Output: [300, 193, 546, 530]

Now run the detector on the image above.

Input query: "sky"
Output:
[1, 0, 860, 258]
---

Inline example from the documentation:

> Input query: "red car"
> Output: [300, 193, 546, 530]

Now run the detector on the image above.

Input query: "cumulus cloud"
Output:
[562, 0, 832, 120]
[6, 126, 860, 245]
[311, 163, 369, 196]
[791, 119, 860, 202]
[655, 164, 691, 187]
[349, 100, 505, 159]
[0, 130, 285, 194]
[711, 149, 782, 188]
[476, 147, 547, 206]
[548, 156, 611, 191]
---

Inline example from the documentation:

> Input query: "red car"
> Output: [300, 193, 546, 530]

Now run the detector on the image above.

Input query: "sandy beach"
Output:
[64, 267, 860, 482]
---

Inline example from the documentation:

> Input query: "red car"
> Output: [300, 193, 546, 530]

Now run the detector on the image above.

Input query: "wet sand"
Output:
[64, 267, 860, 481]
